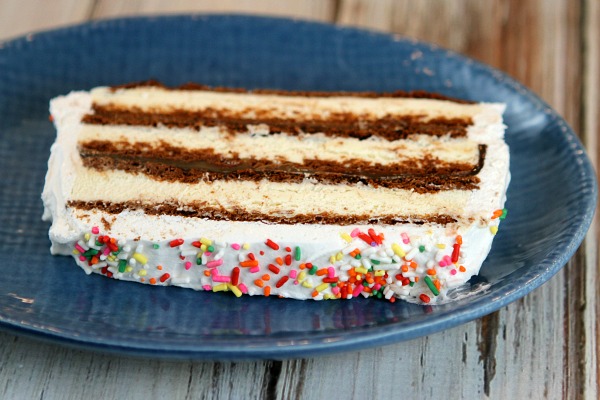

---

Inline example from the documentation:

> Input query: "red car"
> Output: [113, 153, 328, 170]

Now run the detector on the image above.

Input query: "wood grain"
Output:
[0, 0, 596, 399]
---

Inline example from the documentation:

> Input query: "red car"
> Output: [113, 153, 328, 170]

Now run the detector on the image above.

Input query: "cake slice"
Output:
[42, 82, 509, 304]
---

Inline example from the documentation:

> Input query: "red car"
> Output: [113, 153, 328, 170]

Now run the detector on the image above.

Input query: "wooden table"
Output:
[0, 1, 597, 398]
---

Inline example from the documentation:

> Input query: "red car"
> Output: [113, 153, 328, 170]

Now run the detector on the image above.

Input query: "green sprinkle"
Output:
[294, 246, 302, 261]
[500, 208, 508, 220]
[409, 281, 415, 287]
[118, 259, 127, 273]
[355, 254, 362, 260]
[371, 259, 380, 265]
[207, 245, 215, 252]
[83, 249, 99, 257]
[153, 244, 160, 249]
[309, 266, 318, 275]
[419, 245, 426, 253]
[376, 292, 383, 299]
[424, 276, 440, 296]
[330, 283, 337, 287]
[95, 240, 103, 246]
[196, 257, 203, 265]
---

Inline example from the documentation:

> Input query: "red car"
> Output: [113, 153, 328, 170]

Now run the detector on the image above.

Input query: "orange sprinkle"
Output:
[140, 278, 145, 283]
[401, 265, 409, 273]
[264, 286, 271, 296]
[459, 265, 466, 272]
[427, 269, 437, 276]
[434, 279, 441, 291]
[389, 297, 396, 303]
[203, 270, 211, 277]
[409, 261, 418, 269]
[349, 276, 357, 284]
[240, 260, 258, 268]
[149, 278, 157, 285]
[261, 274, 271, 281]
[316, 268, 328, 276]
[157, 265, 163, 270]
[275, 257, 284, 266]
[363, 286, 372, 293]
[492, 209, 503, 219]
[366, 277, 374, 284]
[348, 269, 357, 277]
[414, 276, 420, 282]
[254, 279, 264, 288]
[456, 235, 463, 245]
[311, 290, 319, 298]
[299, 263, 306, 270]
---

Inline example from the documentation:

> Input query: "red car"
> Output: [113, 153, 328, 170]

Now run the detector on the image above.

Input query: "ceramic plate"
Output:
[0, 15, 596, 359]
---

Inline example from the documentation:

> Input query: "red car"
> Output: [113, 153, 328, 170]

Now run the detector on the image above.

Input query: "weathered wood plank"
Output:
[91, 0, 337, 21]
[0, 0, 94, 41]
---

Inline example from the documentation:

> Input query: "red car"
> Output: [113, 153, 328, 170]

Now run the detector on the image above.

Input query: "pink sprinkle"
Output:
[352, 284, 364, 298]
[327, 266, 335, 278]
[184, 261, 192, 270]
[79, 255, 87, 261]
[373, 283, 381, 291]
[102, 246, 111, 256]
[74, 244, 86, 253]
[211, 269, 219, 277]
[450, 269, 457, 275]
[294, 280, 299, 285]
[202, 285, 212, 291]
[401, 233, 410, 244]
[249, 266, 260, 273]
[439, 260, 448, 267]
[204, 251, 212, 256]
[331, 286, 340, 295]
[289, 270, 298, 279]
[443, 255, 452, 265]
[213, 275, 231, 283]
[231, 243, 241, 250]
[350, 228, 360, 238]
[206, 259, 223, 268]
[91, 226, 99, 234]
[239, 283, 248, 294]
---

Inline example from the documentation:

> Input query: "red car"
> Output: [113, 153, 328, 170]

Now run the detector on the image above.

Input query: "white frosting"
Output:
[42, 89, 510, 304]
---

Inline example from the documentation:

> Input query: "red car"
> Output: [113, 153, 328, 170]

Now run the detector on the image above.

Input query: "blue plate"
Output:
[0, 15, 596, 359]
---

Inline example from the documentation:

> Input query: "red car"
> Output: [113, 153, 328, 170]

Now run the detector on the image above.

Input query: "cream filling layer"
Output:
[91, 86, 493, 120]
[78, 124, 482, 166]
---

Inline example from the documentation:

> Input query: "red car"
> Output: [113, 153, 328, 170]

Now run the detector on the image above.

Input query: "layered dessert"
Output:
[42, 81, 509, 304]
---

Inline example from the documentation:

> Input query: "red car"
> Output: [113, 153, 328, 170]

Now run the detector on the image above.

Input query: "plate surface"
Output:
[0, 15, 596, 359]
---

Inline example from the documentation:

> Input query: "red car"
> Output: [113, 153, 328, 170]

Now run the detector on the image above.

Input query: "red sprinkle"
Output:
[191, 241, 202, 248]
[159, 273, 170, 283]
[231, 267, 240, 286]
[419, 293, 431, 303]
[268, 264, 281, 274]
[358, 232, 373, 245]
[169, 239, 184, 248]
[284, 254, 292, 266]
[266, 239, 280, 250]
[248, 253, 256, 261]
[452, 243, 461, 263]
[322, 277, 339, 283]
[276, 276, 289, 288]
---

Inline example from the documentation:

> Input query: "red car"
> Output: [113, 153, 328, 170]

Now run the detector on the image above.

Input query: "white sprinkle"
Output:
[405, 247, 419, 261]
[129, 258, 137, 266]
[180, 250, 197, 257]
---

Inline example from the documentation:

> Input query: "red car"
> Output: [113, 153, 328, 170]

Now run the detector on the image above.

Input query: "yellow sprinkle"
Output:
[125, 266, 133, 273]
[298, 271, 307, 282]
[336, 252, 344, 261]
[490, 226, 498, 235]
[72, 249, 80, 255]
[374, 270, 386, 277]
[302, 281, 313, 288]
[323, 293, 334, 300]
[133, 253, 148, 265]
[107, 255, 116, 262]
[391, 243, 405, 257]
[340, 232, 352, 243]
[84, 233, 90, 241]
[436, 243, 446, 249]
[315, 283, 329, 292]
[355, 267, 368, 274]
[138, 269, 147, 277]
[227, 284, 242, 297]
[242, 243, 250, 250]
[200, 237, 212, 246]
[213, 283, 228, 292]
[200, 244, 207, 251]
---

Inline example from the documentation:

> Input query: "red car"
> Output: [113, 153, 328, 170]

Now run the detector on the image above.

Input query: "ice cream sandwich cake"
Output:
[42, 81, 509, 304]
